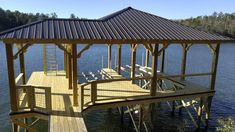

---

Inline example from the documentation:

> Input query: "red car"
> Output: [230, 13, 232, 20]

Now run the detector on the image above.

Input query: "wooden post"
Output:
[181, 44, 188, 80]
[108, 44, 112, 69]
[72, 44, 78, 106]
[79, 85, 84, 112]
[91, 82, 97, 104]
[64, 49, 68, 78]
[138, 106, 143, 131]
[145, 49, 149, 67]
[150, 44, 159, 96]
[205, 96, 213, 130]
[160, 49, 165, 73]
[210, 44, 220, 90]
[68, 54, 72, 89]
[131, 44, 137, 83]
[5, 43, 18, 132]
[117, 44, 122, 74]
[67, 46, 72, 89]
[19, 46, 26, 84]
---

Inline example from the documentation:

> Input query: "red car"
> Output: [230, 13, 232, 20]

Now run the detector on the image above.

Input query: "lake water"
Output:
[0, 43, 235, 131]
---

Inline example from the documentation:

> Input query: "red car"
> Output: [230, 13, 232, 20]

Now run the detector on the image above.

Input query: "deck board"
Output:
[23, 71, 87, 132]
[19, 69, 214, 131]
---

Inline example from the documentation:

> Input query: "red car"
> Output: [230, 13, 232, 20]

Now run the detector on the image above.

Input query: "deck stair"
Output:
[44, 45, 58, 75]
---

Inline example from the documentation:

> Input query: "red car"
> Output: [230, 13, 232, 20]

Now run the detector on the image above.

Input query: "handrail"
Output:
[79, 76, 152, 112]
[158, 72, 212, 78]
[15, 73, 24, 84]
[17, 85, 52, 113]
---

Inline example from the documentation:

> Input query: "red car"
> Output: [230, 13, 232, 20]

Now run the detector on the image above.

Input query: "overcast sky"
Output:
[0, 0, 234, 19]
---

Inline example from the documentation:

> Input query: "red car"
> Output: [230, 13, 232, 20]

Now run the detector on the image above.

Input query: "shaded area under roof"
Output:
[0, 7, 232, 44]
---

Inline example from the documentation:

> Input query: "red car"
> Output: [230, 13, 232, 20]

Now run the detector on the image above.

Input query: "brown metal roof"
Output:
[0, 7, 232, 44]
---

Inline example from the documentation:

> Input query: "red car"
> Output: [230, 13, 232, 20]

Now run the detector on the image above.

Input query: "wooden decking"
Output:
[20, 71, 87, 132]
[18, 69, 215, 131]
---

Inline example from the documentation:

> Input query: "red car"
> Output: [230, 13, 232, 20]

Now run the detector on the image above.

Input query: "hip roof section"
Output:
[0, 7, 232, 44]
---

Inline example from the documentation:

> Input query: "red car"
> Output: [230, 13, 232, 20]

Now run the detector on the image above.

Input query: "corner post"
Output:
[72, 44, 78, 106]
[108, 44, 112, 69]
[5, 43, 18, 132]
[117, 44, 122, 74]
[181, 43, 188, 80]
[210, 43, 220, 90]
[131, 44, 137, 83]
[150, 44, 159, 96]
[19, 44, 26, 84]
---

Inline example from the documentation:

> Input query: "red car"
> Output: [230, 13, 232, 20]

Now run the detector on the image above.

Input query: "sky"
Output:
[0, 0, 234, 19]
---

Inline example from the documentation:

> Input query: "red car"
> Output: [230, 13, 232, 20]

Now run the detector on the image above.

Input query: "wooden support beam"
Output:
[55, 43, 70, 55]
[210, 43, 220, 90]
[77, 44, 92, 58]
[19, 46, 26, 84]
[131, 44, 137, 83]
[64, 50, 68, 77]
[68, 53, 72, 89]
[205, 96, 213, 130]
[145, 49, 149, 67]
[181, 43, 188, 80]
[138, 106, 143, 131]
[117, 44, 122, 74]
[72, 44, 78, 106]
[160, 48, 165, 73]
[108, 44, 112, 69]
[150, 44, 159, 96]
[5, 43, 18, 132]
[14, 43, 32, 59]
[5, 44, 18, 111]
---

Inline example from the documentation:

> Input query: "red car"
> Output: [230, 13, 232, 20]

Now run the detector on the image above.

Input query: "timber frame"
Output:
[1, 6, 232, 132]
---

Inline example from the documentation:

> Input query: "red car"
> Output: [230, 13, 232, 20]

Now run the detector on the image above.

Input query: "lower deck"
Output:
[17, 69, 214, 131]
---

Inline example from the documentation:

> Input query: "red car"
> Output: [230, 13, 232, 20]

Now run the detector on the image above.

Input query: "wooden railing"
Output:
[17, 85, 52, 114]
[79, 76, 152, 111]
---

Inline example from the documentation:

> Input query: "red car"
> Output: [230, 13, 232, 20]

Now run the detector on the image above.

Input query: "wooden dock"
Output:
[19, 71, 87, 132]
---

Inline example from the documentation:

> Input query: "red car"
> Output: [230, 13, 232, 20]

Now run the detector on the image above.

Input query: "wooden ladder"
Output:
[44, 44, 57, 75]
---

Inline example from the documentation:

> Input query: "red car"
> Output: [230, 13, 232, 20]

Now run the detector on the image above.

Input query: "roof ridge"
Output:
[99, 6, 133, 20]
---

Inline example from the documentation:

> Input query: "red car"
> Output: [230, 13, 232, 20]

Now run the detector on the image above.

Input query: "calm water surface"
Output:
[0, 43, 235, 131]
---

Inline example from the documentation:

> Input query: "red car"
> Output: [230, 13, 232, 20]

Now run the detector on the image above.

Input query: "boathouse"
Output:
[0, 7, 232, 131]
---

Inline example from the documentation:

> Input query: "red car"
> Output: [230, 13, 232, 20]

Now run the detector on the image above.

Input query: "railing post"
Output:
[45, 87, 52, 113]
[91, 82, 97, 104]
[28, 86, 35, 110]
[79, 85, 84, 112]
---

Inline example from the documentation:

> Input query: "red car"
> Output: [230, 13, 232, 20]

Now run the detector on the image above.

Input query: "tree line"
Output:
[178, 12, 235, 38]
[0, 7, 234, 38]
